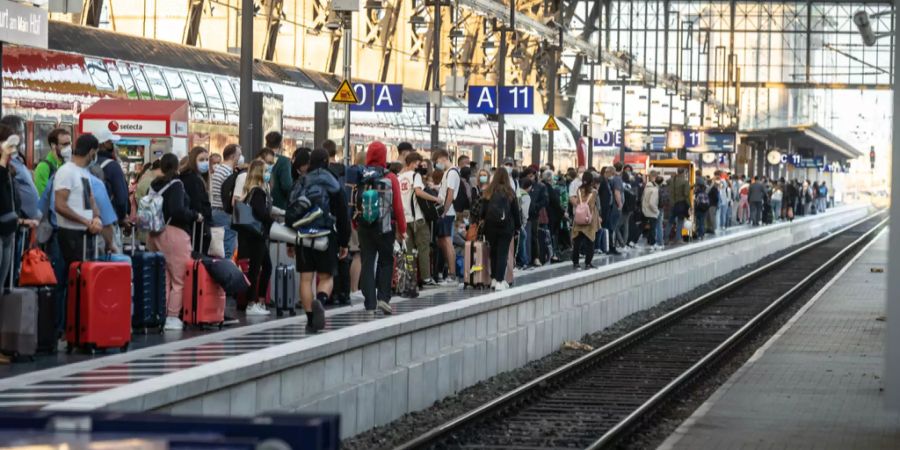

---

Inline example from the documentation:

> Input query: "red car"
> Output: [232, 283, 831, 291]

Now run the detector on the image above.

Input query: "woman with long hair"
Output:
[480, 167, 521, 291]
[179, 146, 212, 255]
[149, 153, 202, 331]
[572, 171, 600, 269]
[237, 160, 275, 316]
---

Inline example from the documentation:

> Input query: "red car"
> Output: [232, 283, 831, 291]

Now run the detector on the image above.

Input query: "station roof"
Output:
[740, 124, 864, 161]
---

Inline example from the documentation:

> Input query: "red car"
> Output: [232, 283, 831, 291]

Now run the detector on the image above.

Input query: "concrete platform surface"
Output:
[660, 229, 900, 450]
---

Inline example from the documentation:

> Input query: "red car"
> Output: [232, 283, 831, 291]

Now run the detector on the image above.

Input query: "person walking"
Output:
[480, 168, 520, 291]
[147, 153, 203, 331]
[294, 149, 350, 332]
[180, 146, 212, 255]
[357, 141, 406, 314]
[571, 171, 600, 269]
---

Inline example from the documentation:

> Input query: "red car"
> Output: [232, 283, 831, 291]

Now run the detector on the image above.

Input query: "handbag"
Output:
[19, 246, 57, 286]
[232, 189, 264, 237]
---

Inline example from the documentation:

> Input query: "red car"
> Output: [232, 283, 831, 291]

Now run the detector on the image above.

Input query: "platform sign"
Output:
[795, 156, 825, 168]
[593, 130, 623, 148]
[332, 80, 360, 104]
[468, 86, 497, 114]
[0, 0, 47, 49]
[624, 134, 667, 152]
[543, 116, 560, 132]
[373, 84, 403, 112]
[781, 153, 802, 166]
[349, 83, 373, 111]
[498, 86, 534, 114]
[684, 131, 737, 153]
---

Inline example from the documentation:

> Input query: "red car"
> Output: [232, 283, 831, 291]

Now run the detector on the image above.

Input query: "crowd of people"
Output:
[0, 118, 835, 342]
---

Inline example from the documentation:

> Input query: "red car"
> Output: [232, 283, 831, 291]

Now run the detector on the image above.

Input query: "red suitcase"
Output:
[183, 259, 226, 327]
[65, 237, 132, 353]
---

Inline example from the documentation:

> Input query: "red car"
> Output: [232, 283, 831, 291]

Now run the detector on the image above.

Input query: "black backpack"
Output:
[220, 168, 246, 214]
[412, 173, 441, 223]
[622, 186, 637, 213]
[450, 169, 472, 212]
[485, 193, 510, 226]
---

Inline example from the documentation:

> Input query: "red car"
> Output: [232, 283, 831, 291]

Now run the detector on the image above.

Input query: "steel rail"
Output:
[393, 211, 886, 450]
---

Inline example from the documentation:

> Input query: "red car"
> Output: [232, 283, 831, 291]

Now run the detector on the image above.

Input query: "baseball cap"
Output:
[94, 129, 121, 144]
[503, 157, 515, 166]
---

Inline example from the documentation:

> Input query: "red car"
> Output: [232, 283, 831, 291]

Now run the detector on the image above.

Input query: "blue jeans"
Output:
[696, 213, 706, 239]
[517, 225, 530, 267]
[656, 210, 664, 245]
[718, 204, 729, 230]
[605, 208, 621, 249]
[212, 208, 236, 259]
[772, 200, 782, 220]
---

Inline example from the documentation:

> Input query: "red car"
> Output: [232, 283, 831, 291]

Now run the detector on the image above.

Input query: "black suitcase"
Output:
[273, 263, 297, 317]
[131, 249, 166, 332]
[34, 286, 56, 354]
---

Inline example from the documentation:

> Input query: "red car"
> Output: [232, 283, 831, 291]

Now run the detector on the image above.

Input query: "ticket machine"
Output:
[79, 99, 190, 175]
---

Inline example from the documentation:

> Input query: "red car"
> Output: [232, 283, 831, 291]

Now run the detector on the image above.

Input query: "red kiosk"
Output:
[79, 99, 190, 175]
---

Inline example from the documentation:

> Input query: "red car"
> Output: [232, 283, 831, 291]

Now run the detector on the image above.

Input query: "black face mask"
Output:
[415, 167, 428, 176]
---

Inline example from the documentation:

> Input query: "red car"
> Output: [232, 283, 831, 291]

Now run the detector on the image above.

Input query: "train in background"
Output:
[0, 20, 581, 171]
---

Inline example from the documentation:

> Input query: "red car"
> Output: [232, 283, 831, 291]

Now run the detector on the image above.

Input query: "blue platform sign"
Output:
[497, 86, 534, 114]
[468, 86, 497, 114]
[373, 84, 403, 112]
[349, 83, 403, 112]
[684, 131, 737, 153]
[349, 83, 373, 112]
[593, 131, 622, 148]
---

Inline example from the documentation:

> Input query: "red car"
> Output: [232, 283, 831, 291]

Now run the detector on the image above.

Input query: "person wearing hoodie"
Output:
[357, 141, 406, 315]
[293, 149, 351, 332]
[641, 173, 661, 249]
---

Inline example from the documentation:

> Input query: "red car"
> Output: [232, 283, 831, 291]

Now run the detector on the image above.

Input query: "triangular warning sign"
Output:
[332, 80, 359, 104]
[543, 115, 560, 131]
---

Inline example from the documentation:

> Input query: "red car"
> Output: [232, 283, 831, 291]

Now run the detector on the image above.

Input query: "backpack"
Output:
[412, 173, 441, 223]
[288, 169, 336, 230]
[137, 179, 180, 235]
[574, 191, 593, 226]
[355, 166, 393, 233]
[558, 186, 569, 211]
[220, 168, 245, 214]
[695, 190, 710, 213]
[484, 193, 510, 227]
[818, 185, 826, 196]
[450, 169, 472, 213]
[658, 184, 671, 209]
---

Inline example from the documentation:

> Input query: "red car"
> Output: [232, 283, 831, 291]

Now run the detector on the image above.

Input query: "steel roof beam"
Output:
[182, 0, 205, 46]
[81, 0, 103, 27]
[262, 0, 285, 61]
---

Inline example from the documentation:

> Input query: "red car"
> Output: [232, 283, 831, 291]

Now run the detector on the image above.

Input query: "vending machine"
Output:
[79, 99, 190, 176]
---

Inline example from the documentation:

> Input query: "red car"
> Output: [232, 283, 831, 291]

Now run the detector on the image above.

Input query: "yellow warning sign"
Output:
[543, 115, 560, 132]
[332, 80, 359, 104]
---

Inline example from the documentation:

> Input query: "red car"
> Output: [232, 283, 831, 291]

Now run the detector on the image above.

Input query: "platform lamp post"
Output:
[238, 0, 255, 161]
[497, 0, 516, 163]
[428, 0, 451, 151]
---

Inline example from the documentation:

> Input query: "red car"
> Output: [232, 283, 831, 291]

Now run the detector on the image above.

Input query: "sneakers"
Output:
[292, 206, 323, 228]
[439, 278, 458, 287]
[223, 315, 240, 326]
[573, 263, 581, 270]
[584, 263, 596, 270]
[494, 281, 510, 291]
[377, 300, 393, 315]
[246, 302, 271, 316]
[532, 258, 543, 267]
[164, 316, 184, 331]
[310, 299, 326, 331]
[298, 227, 330, 238]
[421, 278, 437, 287]
[490, 279, 498, 289]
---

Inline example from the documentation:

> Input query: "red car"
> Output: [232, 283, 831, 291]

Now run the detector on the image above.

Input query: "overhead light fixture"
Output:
[510, 48, 525, 59]
[365, 0, 383, 9]
[449, 28, 465, 39]
[482, 39, 496, 50]
[325, 11, 342, 30]
[409, 15, 426, 26]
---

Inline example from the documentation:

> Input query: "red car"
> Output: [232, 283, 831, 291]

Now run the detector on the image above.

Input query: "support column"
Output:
[238, 0, 254, 161]
[884, 1, 900, 402]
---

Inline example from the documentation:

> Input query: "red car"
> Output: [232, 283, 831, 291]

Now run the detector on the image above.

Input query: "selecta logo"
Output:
[108, 121, 119, 132]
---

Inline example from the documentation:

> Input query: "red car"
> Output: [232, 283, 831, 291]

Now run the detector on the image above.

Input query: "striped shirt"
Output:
[210, 164, 233, 209]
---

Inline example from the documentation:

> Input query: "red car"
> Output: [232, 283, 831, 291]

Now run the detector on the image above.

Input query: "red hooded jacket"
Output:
[365, 141, 407, 235]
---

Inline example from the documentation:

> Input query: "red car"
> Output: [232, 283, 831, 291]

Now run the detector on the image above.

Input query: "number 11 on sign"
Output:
[498, 86, 534, 114]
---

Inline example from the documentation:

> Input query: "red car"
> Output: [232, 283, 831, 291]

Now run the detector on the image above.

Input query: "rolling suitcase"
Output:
[272, 245, 297, 317]
[183, 227, 225, 327]
[34, 286, 56, 354]
[463, 240, 491, 289]
[599, 228, 610, 254]
[396, 243, 419, 298]
[66, 236, 132, 353]
[538, 227, 552, 264]
[129, 235, 166, 333]
[0, 245, 38, 361]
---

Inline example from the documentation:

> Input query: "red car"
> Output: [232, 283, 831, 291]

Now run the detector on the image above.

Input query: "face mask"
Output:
[198, 161, 209, 174]
[435, 162, 446, 171]
[263, 172, 272, 183]
[479, 175, 488, 184]
[238, 154, 245, 165]
[416, 167, 428, 176]
[504, 166, 512, 175]
[60, 146, 72, 162]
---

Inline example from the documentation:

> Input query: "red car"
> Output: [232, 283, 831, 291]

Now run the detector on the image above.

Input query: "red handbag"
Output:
[19, 246, 57, 286]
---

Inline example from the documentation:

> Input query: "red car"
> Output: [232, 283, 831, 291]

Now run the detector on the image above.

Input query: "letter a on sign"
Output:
[543, 116, 560, 132]
[332, 80, 360, 104]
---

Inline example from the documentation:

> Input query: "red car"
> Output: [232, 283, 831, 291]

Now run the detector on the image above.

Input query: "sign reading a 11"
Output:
[468, 85, 534, 115]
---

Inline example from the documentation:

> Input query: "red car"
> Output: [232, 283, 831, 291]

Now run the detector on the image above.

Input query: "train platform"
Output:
[659, 228, 900, 450]
[0, 205, 869, 439]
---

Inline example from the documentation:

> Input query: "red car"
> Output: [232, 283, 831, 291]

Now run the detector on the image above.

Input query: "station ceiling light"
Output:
[449, 27, 465, 39]
[409, 14, 427, 26]
[510, 48, 525, 60]
[482, 39, 496, 49]
[365, 0, 383, 9]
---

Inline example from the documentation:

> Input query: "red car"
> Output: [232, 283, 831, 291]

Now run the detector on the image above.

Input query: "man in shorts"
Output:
[432, 149, 459, 286]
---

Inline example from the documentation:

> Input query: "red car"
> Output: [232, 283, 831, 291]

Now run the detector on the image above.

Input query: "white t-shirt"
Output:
[568, 178, 583, 199]
[54, 162, 92, 230]
[233, 172, 248, 202]
[439, 167, 461, 217]
[398, 170, 424, 223]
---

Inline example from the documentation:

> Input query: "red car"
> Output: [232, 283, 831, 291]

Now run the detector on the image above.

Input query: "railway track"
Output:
[394, 213, 887, 450]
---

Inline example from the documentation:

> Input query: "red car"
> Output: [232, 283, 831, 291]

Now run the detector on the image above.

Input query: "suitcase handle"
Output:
[192, 222, 204, 257]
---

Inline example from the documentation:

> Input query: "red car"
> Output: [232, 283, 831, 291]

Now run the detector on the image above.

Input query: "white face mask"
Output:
[237, 154, 245, 165]
[60, 145, 72, 162]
